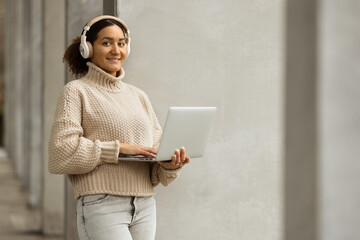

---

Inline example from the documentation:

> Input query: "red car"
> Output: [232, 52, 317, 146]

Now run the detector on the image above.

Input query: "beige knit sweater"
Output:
[49, 62, 181, 199]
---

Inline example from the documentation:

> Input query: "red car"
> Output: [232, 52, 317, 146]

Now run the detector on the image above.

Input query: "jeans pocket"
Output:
[82, 194, 109, 206]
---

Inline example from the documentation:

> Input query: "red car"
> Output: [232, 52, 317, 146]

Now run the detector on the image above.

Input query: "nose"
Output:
[111, 43, 121, 55]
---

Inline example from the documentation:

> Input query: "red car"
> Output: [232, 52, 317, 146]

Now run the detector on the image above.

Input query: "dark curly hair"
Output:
[63, 18, 127, 78]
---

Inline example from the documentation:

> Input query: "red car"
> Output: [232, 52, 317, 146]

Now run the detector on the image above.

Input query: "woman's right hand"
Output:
[119, 143, 157, 158]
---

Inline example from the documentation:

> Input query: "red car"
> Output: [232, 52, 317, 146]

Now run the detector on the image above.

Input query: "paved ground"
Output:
[0, 150, 63, 240]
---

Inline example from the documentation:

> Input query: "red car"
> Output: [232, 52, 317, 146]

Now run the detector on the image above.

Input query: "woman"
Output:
[48, 15, 190, 240]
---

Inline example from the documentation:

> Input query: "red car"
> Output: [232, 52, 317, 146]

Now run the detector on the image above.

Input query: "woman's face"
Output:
[91, 25, 128, 77]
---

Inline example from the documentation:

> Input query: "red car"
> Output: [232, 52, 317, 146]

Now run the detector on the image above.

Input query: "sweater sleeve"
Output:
[151, 163, 182, 187]
[48, 83, 120, 175]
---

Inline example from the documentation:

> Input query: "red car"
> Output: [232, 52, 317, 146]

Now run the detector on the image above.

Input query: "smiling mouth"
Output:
[107, 58, 121, 62]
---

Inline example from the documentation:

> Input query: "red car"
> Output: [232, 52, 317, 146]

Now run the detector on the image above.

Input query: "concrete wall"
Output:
[11, 0, 26, 182]
[117, 0, 284, 239]
[318, 0, 360, 239]
[3, 0, 14, 165]
[3, 0, 66, 235]
[3, 0, 39, 200]
[42, 0, 66, 235]
[29, 0, 43, 209]
[284, 0, 318, 239]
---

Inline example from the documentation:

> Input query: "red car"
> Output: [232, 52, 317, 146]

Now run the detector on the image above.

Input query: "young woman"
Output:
[48, 15, 190, 240]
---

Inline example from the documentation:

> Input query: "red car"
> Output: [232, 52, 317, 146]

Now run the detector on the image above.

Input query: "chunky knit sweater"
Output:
[49, 62, 181, 199]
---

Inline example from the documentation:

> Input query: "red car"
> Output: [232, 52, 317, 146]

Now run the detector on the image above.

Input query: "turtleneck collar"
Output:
[84, 62, 125, 92]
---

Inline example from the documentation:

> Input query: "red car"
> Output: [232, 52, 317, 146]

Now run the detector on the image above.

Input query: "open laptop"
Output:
[118, 106, 217, 161]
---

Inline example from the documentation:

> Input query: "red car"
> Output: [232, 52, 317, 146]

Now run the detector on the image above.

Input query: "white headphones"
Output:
[79, 15, 131, 59]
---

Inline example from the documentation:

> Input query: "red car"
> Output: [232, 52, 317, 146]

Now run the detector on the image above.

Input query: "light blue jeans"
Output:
[77, 194, 156, 240]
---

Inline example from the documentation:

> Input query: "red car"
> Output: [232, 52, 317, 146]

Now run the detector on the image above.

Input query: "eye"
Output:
[103, 41, 111, 46]
[118, 42, 125, 47]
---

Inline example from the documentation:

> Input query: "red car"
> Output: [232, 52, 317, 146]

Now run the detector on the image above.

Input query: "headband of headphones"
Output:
[79, 15, 131, 59]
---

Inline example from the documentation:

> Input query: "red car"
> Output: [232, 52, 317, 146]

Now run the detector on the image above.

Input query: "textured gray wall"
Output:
[318, 0, 360, 239]
[42, 0, 66, 235]
[13, 0, 26, 182]
[29, 0, 43, 208]
[284, 0, 318, 239]
[117, 0, 284, 239]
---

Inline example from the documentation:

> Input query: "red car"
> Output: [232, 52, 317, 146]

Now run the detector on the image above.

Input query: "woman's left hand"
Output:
[157, 147, 190, 170]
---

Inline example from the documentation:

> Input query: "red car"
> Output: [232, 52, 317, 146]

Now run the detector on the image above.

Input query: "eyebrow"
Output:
[101, 37, 126, 41]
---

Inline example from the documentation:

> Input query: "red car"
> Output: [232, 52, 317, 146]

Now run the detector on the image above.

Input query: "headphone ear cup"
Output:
[86, 41, 93, 58]
[79, 41, 89, 59]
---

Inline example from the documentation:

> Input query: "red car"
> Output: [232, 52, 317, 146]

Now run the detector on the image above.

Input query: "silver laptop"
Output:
[118, 106, 217, 161]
